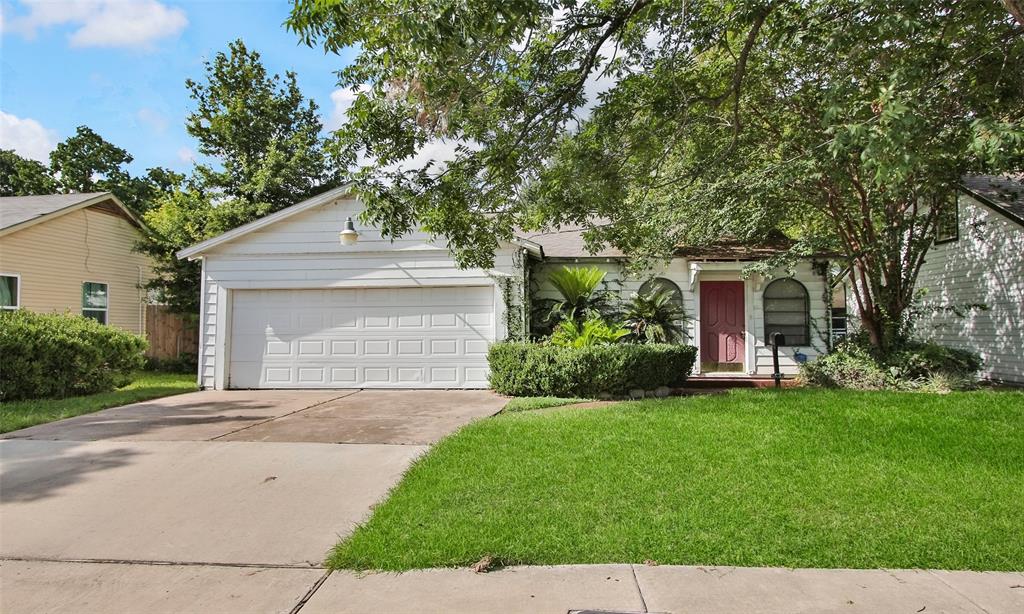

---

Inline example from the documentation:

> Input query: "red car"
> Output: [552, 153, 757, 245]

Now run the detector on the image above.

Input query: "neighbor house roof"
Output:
[521, 225, 626, 259]
[960, 174, 1024, 227]
[0, 192, 143, 237]
[523, 224, 797, 260]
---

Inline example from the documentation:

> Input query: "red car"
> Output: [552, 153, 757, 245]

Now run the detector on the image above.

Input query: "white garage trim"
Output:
[227, 286, 495, 389]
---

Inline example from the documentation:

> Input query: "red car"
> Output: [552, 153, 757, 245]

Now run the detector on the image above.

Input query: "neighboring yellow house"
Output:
[0, 192, 153, 334]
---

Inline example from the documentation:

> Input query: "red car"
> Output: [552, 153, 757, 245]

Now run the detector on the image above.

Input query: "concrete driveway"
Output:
[0, 389, 506, 613]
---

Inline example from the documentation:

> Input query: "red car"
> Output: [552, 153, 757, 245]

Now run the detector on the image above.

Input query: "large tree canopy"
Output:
[185, 39, 337, 209]
[139, 39, 339, 316]
[289, 0, 1024, 351]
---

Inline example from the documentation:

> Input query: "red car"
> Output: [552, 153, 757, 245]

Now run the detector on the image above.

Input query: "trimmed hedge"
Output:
[0, 310, 147, 401]
[489, 342, 697, 397]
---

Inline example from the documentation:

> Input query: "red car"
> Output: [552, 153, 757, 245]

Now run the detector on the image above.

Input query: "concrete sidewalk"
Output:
[302, 564, 1024, 614]
[4, 562, 1021, 613]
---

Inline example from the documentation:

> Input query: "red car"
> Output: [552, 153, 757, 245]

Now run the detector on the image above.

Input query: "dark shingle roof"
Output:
[522, 225, 797, 260]
[960, 174, 1024, 225]
[0, 192, 110, 231]
[522, 225, 626, 258]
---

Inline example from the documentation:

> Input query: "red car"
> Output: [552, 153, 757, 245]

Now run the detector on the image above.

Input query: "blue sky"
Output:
[0, 0, 357, 174]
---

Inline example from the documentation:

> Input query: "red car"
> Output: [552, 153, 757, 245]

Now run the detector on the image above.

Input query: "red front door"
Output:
[700, 281, 745, 372]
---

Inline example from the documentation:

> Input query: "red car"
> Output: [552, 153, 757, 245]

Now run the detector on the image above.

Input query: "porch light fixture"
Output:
[339, 216, 359, 246]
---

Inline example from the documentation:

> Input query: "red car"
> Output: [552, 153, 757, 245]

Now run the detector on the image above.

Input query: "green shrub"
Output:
[889, 343, 982, 380]
[549, 316, 629, 347]
[800, 336, 982, 392]
[0, 310, 147, 401]
[798, 343, 888, 390]
[489, 342, 698, 397]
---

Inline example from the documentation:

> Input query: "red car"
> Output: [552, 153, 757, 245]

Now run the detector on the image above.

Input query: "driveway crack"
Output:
[290, 569, 333, 614]
[209, 390, 362, 441]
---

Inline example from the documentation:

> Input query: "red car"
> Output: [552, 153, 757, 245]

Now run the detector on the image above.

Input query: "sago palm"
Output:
[538, 266, 616, 329]
[622, 286, 688, 343]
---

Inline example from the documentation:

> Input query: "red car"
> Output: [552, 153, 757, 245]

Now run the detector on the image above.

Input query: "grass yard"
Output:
[1, 371, 197, 434]
[331, 389, 1024, 572]
[501, 396, 591, 412]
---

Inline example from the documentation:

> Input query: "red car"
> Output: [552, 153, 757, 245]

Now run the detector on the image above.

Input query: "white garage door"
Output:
[228, 287, 494, 388]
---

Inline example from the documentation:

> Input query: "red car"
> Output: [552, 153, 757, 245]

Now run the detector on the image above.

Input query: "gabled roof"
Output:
[176, 184, 354, 260]
[177, 184, 544, 260]
[960, 174, 1024, 227]
[0, 192, 143, 237]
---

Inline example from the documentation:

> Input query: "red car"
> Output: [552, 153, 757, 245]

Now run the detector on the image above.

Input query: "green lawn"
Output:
[330, 389, 1024, 572]
[1, 371, 197, 434]
[501, 396, 591, 412]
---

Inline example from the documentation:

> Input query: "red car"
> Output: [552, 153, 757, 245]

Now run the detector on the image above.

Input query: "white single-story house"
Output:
[911, 175, 1024, 384]
[178, 186, 834, 390]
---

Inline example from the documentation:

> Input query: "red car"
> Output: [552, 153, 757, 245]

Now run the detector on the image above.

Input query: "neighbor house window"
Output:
[763, 278, 809, 346]
[0, 274, 19, 309]
[935, 193, 958, 244]
[82, 282, 109, 324]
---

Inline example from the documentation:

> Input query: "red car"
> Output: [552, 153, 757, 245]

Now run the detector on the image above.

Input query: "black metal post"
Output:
[771, 332, 785, 389]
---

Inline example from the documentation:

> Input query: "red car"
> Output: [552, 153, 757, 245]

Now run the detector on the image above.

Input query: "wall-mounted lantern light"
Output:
[339, 216, 359, 246]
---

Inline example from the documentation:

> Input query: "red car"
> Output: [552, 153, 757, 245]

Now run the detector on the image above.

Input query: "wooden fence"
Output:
[145, 304, 199, 359]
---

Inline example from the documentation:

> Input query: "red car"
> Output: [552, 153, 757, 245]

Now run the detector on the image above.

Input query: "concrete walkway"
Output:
[5, 561, 1020, 613]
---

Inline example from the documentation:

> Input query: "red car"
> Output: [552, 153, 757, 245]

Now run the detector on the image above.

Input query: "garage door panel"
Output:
[229, 287, 494, 389]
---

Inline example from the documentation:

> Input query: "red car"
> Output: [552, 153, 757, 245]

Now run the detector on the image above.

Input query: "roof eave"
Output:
[957, 182, 1024, 228]
[176, 184, 354, 260]
[0, 192, 142, 238]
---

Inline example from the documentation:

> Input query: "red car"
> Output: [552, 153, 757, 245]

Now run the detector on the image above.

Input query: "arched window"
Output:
[763, 278, 809, 346]
[639, 277, 683, 305]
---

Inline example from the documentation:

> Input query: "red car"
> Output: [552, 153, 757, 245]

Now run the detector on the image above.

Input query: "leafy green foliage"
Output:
[289, 0, 1024, 353]
[798, 343, 889, 391]
[532, 265, 616, 336]
[0, 310, 147, 401]
[139, 40, 339, 315]
[185, 39, 338, 208]
[48, 126, 183, 215]
[488, 341, 697, 397]
[549, 316, 629, 348]
[1, 129, 181, 215]
[800, 335, 982, 391]
[0, 149, 57, 196]
[622, 286, 688, 343]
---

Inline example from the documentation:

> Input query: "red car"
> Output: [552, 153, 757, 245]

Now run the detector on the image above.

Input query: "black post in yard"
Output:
[771, 332, 784, 389]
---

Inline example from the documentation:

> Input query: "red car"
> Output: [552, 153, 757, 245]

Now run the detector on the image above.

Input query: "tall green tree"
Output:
[185, 39, 337, 210]
[45, 126, 182, 214]
[289, 0, 1024, 352]
[0, 149, 57, 196]
[141, 40, 339, 316]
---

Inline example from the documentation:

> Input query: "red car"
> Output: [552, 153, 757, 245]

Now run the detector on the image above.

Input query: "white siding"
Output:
[195, 196, 522, 389]
[532, 258, 829, 376]
[913, 194, 1024, 384]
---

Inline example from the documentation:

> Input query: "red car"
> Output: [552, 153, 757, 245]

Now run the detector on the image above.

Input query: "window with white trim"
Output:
[82, 282, 109, 324]
[0, 274, 19, 309]
[763, 278, 810, 346]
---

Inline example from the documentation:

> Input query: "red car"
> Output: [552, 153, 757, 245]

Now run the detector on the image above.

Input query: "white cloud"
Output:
[136, 107, 168, 133]
[0, 110, 58, 162]
[326, 86, 367, 131]
[3, 0, 187, 49]
[176, 146, 195, 164]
